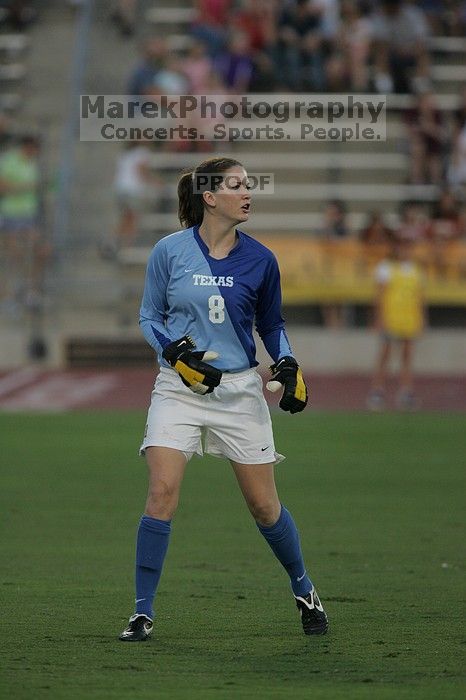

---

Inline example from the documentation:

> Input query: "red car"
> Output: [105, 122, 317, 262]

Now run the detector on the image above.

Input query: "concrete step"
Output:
[0, 63, 26, 81]
[432, 65, 465, 82]
[53, 256, 121, 307]
[141, 181, 436, 204]
[229, 138, 403, 155]
[146, 6, 195, 24]
[147, 150, 408, 171]
[148, 169, 406, 187]
[0, 92, 21, 111]
[430, 36, 466, 52]
[387, 93, 460, 110]
[247, 198, 414, 216]
[167, 29, 466, 63]
[137, 210, 401, 240]
[0, 33, 29, 54]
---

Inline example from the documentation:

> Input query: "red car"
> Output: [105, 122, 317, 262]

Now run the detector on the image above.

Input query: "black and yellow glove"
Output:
[266, 356, 308, 413]
[162, 335, 222, 395]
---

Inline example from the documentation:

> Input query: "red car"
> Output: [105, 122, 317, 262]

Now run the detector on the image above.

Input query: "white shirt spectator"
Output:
[114, 145, 153, 198]
[312, 0, 340, 40]
[372, 4, 429, 50]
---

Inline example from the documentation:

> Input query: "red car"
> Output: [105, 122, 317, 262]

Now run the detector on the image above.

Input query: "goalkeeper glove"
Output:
[162, 335, 222, 395]
[266, 356, 308, 414]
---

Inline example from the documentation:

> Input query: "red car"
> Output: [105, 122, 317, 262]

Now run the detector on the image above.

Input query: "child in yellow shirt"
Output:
[367, 237, 425, 411]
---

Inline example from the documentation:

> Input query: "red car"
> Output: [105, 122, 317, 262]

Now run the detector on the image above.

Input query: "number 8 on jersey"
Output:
[208, 295, 225, 324]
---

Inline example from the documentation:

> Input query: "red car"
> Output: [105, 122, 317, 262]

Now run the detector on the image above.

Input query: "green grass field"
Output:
[1, 410, 465, 700]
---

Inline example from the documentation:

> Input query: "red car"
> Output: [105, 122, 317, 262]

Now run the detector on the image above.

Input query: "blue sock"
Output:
[257, 505, 313, 597]
[135, 515, 171, 619]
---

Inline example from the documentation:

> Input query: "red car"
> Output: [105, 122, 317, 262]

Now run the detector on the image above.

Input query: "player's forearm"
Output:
[139, 315, 171, 354]
[260, 326, 293, 363]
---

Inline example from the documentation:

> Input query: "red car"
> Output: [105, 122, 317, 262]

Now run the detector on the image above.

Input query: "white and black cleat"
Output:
[396, 389, 420, 412]
[294, 587, 329, 636]
[366, 388, 386, 412]
[119, 613, 153, 642]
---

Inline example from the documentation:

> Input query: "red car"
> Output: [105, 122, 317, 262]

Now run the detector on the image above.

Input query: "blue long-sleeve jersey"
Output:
[139, 225, 293, 372]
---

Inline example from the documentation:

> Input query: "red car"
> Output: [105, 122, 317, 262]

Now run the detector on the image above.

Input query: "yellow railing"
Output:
[257, 238, 466, 305]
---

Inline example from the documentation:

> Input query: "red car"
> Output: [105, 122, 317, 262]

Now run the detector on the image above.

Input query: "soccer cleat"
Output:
[119, 613, 153, 642]
[366, 388, 386, 412]
[295, 587, 328, 635]
[396, 389, 420, 412]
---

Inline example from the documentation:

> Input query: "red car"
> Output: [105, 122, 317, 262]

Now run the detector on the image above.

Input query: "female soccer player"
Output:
[119, 157, 328, 642]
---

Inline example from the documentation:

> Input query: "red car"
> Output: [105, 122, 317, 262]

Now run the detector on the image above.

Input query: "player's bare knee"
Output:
[145, 498, 178, 520]
[250, 500, 280, 527]
[146, 481, 179, 519]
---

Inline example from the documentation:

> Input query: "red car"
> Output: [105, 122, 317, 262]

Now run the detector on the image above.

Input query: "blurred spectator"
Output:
[372, 0, 430, 94]
[429, 189, 465, 242]
[233, 0, 279, 91]
[448, 87, 466, 188]
[108, 142, 162, 253]
[417, 0, 448, 34]
[191, 0, 233, 58]
[214, 31, 254, 92]
[233, 0, 278, 53]
[360, 211, 393, 244]
[0, 135, 48, 313]
[455, 0, 466, 35]
[396, 201, 429, 243]
[181, 40, 214, 94]
[428, 189, 466, 277]
[110, 0, 137, 37]
[447, 120, 466, 187]
[149, 54, 190, 95]
[320, 199, 349, 328]
[127, 37, 169, 97]
[274, 0, 325, 91]
[204, 67, 229, 96]
[426, 0, 466, 36]
[0, 0, 36, 28]
[179, 70, 229, 153]
[324, 48, 349, 92]
[0, 112, 14, 148]
[453, 86, 466, 134]
[249, 49, 277, 92]
[367, 235, 425, 412]
[321, 199, 348, 238]
[339, 0, 372, 91]
[405, 91, 447, 185]
[313, 0, 341, 45]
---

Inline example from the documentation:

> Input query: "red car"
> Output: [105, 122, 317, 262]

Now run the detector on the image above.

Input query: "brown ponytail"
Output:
[177, 157, 243, 229]
[177, 171, 204, 229]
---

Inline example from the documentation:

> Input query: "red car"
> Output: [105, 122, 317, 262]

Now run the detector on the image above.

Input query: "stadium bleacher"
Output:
[122, 1, 466, 242]
[109, 0, 465, 327]
[1, 0, 465, 368]
[0, 30, 27, 111]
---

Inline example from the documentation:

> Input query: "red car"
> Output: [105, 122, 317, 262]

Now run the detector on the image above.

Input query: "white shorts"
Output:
[140, 367, 285, 465]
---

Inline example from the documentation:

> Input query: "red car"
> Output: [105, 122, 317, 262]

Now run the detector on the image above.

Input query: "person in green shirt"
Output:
[0, 135, 47, 312]
[0, 135, 40, 225]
